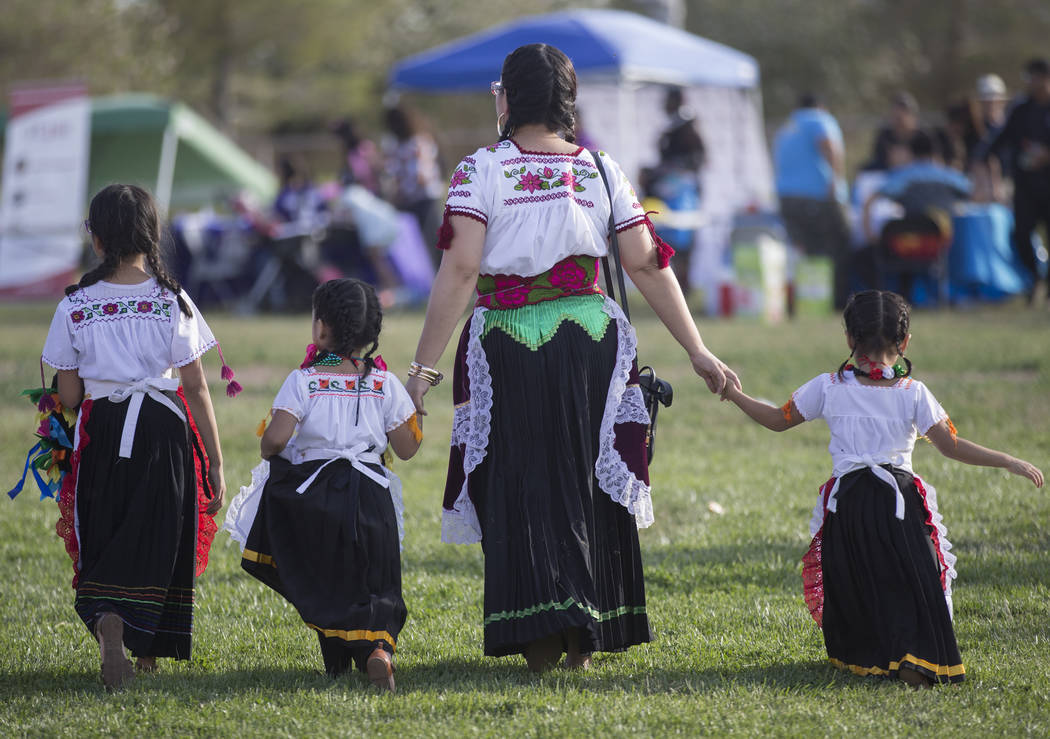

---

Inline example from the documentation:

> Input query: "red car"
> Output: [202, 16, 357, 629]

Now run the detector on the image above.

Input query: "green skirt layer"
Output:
[481, 294, 610, 351]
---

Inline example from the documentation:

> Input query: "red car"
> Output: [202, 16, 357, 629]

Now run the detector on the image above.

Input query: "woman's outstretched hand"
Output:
[406, 375, 432, 416]
[690, 350, 741, 399]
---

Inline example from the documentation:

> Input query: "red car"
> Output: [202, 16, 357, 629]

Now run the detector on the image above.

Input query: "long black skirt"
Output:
[821, 467, 964, 683]
[73, 393, 198, 659]
[472, 318, 652, 657]
[241, 456, 406, 675]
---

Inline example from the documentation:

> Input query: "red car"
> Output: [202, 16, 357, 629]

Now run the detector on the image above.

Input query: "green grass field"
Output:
[1, 300, 1048, 737]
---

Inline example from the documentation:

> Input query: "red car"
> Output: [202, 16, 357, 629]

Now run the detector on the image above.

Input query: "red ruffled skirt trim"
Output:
[54, 390, 217, 589]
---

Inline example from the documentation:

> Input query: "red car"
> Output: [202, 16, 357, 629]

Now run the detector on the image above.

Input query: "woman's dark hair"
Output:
[311, 278, 382, 378]
[499, 43, 578, 143]
[384, 104, 426, 142]
[837, 290, 912, 378]
[66, 183, 190, 316]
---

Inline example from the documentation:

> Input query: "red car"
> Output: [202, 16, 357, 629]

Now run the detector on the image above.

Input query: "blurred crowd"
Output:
[772, 57, 1050, 310]
[171, 102, 445, 313]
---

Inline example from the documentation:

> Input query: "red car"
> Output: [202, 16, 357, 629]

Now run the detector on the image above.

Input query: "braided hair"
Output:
[837, 290, 913, 378]
[499, 43, 578, 143]
[67, 184, 191, 316]
[311, 278, 382, 378]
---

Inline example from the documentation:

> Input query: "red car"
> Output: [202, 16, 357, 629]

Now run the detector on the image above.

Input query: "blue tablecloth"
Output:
[948, 203, 1030, 300]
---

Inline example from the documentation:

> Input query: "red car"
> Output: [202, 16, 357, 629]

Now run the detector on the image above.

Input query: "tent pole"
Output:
[155, 121, 179, 216]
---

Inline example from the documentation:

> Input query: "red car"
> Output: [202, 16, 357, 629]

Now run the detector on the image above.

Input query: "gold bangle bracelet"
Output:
[409, 362, 444, 387]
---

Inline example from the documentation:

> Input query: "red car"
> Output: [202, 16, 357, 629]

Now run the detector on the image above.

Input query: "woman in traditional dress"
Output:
[406, 43, 739, 671]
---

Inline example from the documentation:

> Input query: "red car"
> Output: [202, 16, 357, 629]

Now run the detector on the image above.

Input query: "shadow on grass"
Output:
[0, 658, 878, 700]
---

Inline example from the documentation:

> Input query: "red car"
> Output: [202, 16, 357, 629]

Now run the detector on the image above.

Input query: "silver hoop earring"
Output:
[496, 112, 507, 138]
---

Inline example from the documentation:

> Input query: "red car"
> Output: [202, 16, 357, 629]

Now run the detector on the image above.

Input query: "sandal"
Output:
[366, 648, 396, 694]
[95, 613, 134, 691]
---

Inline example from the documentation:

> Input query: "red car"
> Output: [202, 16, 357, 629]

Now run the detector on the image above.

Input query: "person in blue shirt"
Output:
[862, 131, 972, 244]
[774, 94, 852, 311]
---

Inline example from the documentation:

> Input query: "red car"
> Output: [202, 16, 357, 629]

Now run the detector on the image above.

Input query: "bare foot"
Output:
[95, 613, 134, 691]
[563, 628, 592, 670]
[899, 666, 932, 689]
[524, 634, 562, 673]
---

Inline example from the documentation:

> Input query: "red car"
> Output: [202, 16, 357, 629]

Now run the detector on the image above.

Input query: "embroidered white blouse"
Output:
[792, 370, 949, 477]
[443, 140, 647, 277]
[272, 367, 416, 463]
[42, 279, 216, 395]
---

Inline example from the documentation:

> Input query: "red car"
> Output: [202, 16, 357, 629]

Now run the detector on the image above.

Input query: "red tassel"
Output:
[215, 342, 241, 397]
[436, 208, 454, 250]
[642, 211, 675, 269]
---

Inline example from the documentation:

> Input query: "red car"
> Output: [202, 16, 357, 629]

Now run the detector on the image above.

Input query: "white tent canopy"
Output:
[390, 9, 775, 293]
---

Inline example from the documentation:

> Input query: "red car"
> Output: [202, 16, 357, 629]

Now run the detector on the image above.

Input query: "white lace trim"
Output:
[595, 298, 654, 528]
[441, 307, 490, 544]
[617, 385, 651, 426]
[385, 468, 406, 550]
[806, 471, 957, 619]
[915, 474, 957, 618]
[223, 459, 270, 551]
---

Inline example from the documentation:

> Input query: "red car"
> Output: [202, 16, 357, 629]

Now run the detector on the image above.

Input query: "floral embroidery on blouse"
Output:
[485, 140, 513, 153]
[449, 162, 476, 188]
[69, 299, 173, 329]
[306, 374, 387, 399]
[503, 164, 599, 195]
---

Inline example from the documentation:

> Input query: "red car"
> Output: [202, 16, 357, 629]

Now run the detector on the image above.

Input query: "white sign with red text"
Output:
[0, 85, 91, 297]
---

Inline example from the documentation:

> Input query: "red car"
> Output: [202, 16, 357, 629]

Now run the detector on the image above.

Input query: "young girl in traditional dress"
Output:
[42, 184, 229, 690]
[224, 278, 420, 693]
[725, 290, 1043, 687]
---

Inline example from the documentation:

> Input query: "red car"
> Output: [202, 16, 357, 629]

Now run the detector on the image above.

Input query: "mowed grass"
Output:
[1, 298, 1048, 737]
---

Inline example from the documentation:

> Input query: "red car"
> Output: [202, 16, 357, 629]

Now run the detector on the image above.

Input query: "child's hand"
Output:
[1007, 457, 1044, 488]
[406, 375, 431, 416]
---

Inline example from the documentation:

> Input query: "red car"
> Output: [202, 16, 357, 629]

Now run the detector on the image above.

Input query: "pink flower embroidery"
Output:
[560, 171, 578, 190]
[549, 260, 587, 290]
[136, 301, 153, 313]
[542, 167, 554, 179]
[519, 171, 544, 193]
[492, 275, 530, 308]
[450, 169, 469, 188]
[101, 303, 119, 315]
[70, 310, 85, 323]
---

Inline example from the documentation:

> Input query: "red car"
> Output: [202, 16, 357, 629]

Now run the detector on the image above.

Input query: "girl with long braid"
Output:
[42, 184, 232, 690]
[224, 278, 421, 693]
[724, 289, 1042, 686]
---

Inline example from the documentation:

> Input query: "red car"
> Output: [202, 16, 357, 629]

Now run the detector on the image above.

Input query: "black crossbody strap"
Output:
[590, 150, 631, 323]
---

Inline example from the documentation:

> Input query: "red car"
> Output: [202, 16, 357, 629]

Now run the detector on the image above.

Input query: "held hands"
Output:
[1006, 457, 1044, 488]
[689, 349, 741, 399]
[406, 375, 432, 416]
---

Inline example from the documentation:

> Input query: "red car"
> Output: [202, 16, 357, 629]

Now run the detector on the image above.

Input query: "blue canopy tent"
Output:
[389, 9, 775, 299]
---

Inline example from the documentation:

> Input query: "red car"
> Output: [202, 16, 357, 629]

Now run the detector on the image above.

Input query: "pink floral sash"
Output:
[474, 255, 602, 309]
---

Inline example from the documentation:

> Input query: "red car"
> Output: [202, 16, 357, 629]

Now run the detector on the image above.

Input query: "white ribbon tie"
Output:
[102, 378, 184, 458]
[827, 454, 906, 520]
[296, 443, 389, 494]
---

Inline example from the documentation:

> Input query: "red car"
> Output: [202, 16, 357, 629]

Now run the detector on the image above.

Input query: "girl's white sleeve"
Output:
[171, 290, 218, 367]
[42, 300, 78, 370]
[382, 373, 417, 433]
[913, 380, 949, 434]
[791, 373, 829, 422]
[272, 370, 306, 421]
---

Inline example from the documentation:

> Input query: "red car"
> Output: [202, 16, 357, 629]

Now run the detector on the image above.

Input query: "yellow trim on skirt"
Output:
[830, 654, 965, 678]
[306, 623, 397, 651]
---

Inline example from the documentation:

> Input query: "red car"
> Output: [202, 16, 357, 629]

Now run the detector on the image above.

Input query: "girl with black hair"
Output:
[41, 183, 230, 690]
[225, 278, 421, 692]
[409, 43, 739, 672]
[724, 289, 1043, 687]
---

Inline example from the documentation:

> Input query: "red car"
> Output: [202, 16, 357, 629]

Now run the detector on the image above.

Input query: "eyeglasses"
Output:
[490, 80, 504, 96]
[84, 219, 92, 235]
